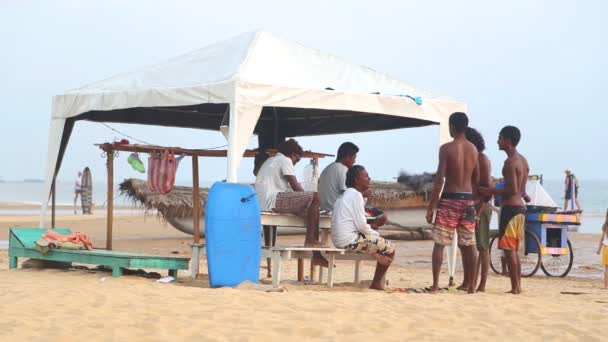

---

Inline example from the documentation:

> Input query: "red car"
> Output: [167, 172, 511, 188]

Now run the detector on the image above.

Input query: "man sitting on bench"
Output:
[331, 165, 396, 290]
[255, 138, 328, 267]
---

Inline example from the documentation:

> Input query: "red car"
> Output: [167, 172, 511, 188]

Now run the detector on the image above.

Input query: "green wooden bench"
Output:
[8, 228, 190, 278]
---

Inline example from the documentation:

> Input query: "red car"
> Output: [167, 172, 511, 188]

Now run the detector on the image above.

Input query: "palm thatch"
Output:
[119, 178, 209, 219]
[120, 178, 427, 218]
[368, 181, 428, 209]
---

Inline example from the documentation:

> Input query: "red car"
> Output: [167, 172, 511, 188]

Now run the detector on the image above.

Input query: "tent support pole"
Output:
[106, 151, 114, 250]
[51, 177, 56, 229]
[191, 156, 201, 278]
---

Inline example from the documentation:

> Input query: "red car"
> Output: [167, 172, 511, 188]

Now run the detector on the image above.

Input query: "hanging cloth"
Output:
[148, 149, 177, 194]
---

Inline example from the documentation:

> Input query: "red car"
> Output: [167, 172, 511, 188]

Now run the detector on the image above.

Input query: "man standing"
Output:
[73, 170, 82, 215]
[319, 142, 359, 212]
[426, 112, 479, 293]
[480, 126, 529, 294]
[563, 168, 581, 211]
[464, 128, 493, 292]
[255, 139, 327, 267]
[332, 165, 395, 290]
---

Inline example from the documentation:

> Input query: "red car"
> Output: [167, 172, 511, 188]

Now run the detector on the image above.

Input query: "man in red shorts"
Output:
[426, 112, 479, 293]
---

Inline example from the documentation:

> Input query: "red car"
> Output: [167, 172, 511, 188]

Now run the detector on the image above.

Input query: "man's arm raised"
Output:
[426, 146, 447, 224]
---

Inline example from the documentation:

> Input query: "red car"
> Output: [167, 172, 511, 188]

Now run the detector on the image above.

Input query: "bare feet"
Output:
[457, 283, 469, 291]
[428, 286, 440, 294]
[476, 286, 485, 292]
[505, 289, 521, 294]
[369, 282, 385, 291]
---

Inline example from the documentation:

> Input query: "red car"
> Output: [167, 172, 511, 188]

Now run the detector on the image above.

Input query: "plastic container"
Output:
[205, 182, 261, 287]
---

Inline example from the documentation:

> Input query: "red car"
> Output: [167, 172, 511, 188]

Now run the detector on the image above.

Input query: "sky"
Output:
[1, 0, 607, 187]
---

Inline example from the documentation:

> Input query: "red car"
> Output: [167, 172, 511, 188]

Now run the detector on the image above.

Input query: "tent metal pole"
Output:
[106, 151, 114, 250]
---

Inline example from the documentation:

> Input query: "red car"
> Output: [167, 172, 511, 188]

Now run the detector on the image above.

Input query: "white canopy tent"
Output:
[41, 30, 467, 281]
[42, 30, 466, 234]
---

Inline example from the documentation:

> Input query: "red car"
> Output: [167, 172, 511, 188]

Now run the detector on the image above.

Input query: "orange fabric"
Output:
[43, 230, 93, 250]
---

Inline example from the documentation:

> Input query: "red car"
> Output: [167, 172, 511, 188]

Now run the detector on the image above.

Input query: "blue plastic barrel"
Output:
[205, 182, 261, 287]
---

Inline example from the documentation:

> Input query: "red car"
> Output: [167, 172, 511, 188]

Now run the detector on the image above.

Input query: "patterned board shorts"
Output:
[433, 194, 476, 247]
[498, 205, 526, 251]
[273, 191, 315, 216]
[343, 233, 396, 256]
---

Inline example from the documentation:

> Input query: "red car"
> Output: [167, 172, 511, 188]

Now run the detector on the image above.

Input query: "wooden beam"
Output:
[106, 152, 114, 250]
[51, 177, 56, 229]
[192, 156, 201, 244]
[95, 143, 333, 159]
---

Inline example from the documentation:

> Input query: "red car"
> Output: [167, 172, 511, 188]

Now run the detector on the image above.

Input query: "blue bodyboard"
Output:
[205, 182, 261, 287]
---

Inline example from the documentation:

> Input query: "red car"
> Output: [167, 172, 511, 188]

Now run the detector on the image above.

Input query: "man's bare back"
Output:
[440, 139, 479, 193]
[502, 152, 529, 206]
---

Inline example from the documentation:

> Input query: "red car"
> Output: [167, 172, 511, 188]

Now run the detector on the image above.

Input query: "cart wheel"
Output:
[540, 239, 574, 277]
[489, 231, 541, 277]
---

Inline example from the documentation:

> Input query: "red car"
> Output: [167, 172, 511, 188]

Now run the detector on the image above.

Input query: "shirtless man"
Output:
[426, 112, 479, 293]
[458, 128, 493, 292]
[479, 126, 529, 294]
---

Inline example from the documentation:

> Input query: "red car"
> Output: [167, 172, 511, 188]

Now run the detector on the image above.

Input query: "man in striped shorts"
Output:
[426, 112, 480, 293]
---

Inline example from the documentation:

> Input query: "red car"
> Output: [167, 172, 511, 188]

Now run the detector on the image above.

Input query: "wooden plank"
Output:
[106, 151, 114, 250]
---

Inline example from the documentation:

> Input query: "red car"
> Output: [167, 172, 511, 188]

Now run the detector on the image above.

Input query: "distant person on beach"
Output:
[564, 169, 581, 211]
[73, 171, 82, 215]
[255, 139, 328, 267]
[480, 126, 529, 295]
[331, 165, 395, 290]
[426, 112, 479, 294]
[596, 209, 608, 289]
[456, 127, 493, 292]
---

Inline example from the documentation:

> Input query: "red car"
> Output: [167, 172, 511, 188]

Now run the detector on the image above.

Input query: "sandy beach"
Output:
[1, 209, 607, 341]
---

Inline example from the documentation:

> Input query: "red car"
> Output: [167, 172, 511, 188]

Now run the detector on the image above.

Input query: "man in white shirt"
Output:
[255, 139, 327, 267]
[331, 165, 396, 290]
[319, 142, 358, 212]
[73, 171, 82, 215]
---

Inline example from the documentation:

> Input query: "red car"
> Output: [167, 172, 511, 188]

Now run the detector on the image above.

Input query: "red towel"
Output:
[43, 230, 93, 250]
[148, 149, 177, 194]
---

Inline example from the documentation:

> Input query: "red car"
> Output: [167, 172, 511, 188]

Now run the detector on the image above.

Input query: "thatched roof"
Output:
[368, 181, 427, 208]
[119, 178, 426, 218]
[119, 178, 208, 219]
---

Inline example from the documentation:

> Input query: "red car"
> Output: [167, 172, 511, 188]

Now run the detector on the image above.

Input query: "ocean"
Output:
[0, 179, 606, 233]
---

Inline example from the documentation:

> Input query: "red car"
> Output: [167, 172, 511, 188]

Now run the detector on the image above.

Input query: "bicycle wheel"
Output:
[489, 235, 503, 275]
[520, 231, 542, 277]
[489, 231, 541, 277]
[541, 239, 574, 277]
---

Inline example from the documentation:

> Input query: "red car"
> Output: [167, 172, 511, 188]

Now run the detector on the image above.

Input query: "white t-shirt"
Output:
[318, 162, 348, 212]
[331, 188, 378, 248]
[254, 153, 296, 211]
[75, 175, 82, 191]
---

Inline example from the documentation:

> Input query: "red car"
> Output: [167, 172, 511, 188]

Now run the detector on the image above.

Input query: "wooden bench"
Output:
[9, 228, 190, 278]
[262, 246, 376, 287]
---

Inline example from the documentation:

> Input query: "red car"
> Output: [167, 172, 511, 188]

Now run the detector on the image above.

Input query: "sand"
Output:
[1, 210, 607, 341]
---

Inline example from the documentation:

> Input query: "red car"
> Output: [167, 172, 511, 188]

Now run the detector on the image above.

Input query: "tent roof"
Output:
[64, 30, 429, 100]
